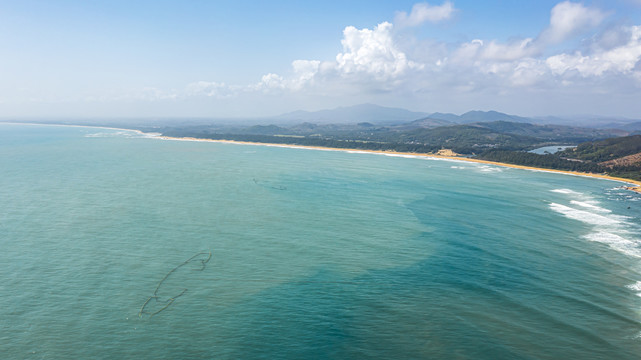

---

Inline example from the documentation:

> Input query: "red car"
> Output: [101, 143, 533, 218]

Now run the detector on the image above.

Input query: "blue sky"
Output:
[2, 0, 641, 118]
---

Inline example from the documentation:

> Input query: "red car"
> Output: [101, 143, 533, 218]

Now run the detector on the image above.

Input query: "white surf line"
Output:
[7, 121, 640, 190]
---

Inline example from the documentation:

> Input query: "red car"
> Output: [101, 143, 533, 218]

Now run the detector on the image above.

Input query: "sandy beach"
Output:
[3, 121, 639, 192]
[152, 134, 641, 192]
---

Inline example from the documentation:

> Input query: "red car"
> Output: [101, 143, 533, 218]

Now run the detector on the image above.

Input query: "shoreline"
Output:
[3, 121, 641, 192]
[152, 134, 641, 192]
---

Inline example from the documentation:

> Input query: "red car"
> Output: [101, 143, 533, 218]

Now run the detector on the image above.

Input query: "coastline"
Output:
[3, 121, 640, 192]
[152, 134, 641, 192]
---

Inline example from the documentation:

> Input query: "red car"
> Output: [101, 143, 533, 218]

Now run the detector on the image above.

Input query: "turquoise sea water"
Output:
[2, 123, 641, 359]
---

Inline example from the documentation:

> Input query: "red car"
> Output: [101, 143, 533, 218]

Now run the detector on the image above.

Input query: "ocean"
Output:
[2, 123, 641, 359]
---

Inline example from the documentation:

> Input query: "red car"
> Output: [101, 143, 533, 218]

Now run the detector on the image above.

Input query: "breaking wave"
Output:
[548, 189, 641, 258]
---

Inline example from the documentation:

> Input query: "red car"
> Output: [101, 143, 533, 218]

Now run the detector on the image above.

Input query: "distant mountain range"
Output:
[274, 104, 640, 130]
[275, 104, 429, 125]
[10, 103, 637, 131]
[20, 102, 639, 181]
[275, 104, 532, 125]
[42, 102, 638, 181]
[426, 110, 532, 124]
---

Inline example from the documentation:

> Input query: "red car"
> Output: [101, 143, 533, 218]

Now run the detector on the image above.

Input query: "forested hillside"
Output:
[478, 135, 641, 181]
[157, 119, 624, 156]
[557, 135, 641, 162]
[146, 118, 641, 181]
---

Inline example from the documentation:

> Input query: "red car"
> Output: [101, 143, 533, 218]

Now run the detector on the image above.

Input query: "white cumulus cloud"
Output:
[255, 73, 286, 91]
[546, 25, 641, 77]
[539, 1, 607, 44]
[480, 38, 538, 61]
[290, 60, 320, 89]
[335, 22, 423, 80]
[394, 1, 456, 27]
[451, 1, 607, 66]
[178, 1, 641, 115]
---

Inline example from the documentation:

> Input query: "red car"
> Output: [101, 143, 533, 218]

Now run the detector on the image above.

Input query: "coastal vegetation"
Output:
[477, 136, 641, 181]
[156, 119, 622, 154]
[557, 135, 641, 162]
[475, 150, 603, 173]
[8, 109, 639, 182]
[153, 120, 641, 181]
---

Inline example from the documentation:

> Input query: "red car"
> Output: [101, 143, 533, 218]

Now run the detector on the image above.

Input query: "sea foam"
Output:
[626, 281, 641, 298]
[626, 281, 641, 291]
[549, 203, 621, 226]
[570, 200, 612, 213]
[551, 188, 583, 195]
[476, 165, 503, 172]
[383, 153, 421, 159]
[583, 232, 641, 258]
[548, 189, 641, 259]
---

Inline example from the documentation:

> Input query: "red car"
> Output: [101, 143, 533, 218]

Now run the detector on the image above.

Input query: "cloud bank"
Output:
[144, 1, 641, 116]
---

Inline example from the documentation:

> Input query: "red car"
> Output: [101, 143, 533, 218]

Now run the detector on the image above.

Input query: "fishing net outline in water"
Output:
[139, 251, 212, 318]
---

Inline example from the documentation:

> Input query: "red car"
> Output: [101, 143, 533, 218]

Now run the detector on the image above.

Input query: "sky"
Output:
[2, 0, 641, 119]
